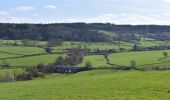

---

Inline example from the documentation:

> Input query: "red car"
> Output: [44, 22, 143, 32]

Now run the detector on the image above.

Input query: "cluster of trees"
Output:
[0, 23, 112, 42]
[16, 63, 56, 81]
[132, 44, 170, 51]
[115, 33, 141, 42]
[47, 39, 64, 47]
[1, 23, 170, 42]
[55, 48, 84, 66]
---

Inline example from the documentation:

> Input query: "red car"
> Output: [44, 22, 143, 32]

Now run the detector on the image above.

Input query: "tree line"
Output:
[1, 23, 170, 42]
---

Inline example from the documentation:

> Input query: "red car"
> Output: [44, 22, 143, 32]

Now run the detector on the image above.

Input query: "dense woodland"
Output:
[1, 23, 170, 42]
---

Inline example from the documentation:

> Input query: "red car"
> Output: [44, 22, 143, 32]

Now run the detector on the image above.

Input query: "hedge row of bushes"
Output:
[16, 64, 56, 81]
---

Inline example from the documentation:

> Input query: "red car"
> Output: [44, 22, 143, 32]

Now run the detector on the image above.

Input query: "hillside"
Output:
[0, 70, 170, 100]
[1, 23, 170, 42]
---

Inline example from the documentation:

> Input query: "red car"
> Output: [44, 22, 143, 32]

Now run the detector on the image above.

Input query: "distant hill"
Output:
[0, 23, 170, 42]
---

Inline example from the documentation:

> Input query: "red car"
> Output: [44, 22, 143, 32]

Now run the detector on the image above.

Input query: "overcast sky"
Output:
[1, 0, 170, 24]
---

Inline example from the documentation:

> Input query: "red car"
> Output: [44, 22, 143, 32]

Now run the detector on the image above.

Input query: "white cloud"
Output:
[44, 5, 57, 9]
[1, 13, 170, 25]
[161, 0, 170, 2]
[33, 14, 39, 17]
[15, 6, 35, 11]
[62, 13, 170, 25]
[0, 11, 10, 16]
[0, 16, 37, 23]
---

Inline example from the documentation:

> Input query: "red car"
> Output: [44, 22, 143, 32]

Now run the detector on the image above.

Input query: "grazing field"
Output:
[79, 55, 110, 68]
[0, 52, 17, 58]
[0, 46, 44, 55]
[6, 54, 63, 67]
[0, 40, 170, 68]
[0, 27, 170, 100]
[80, 50, 170, 68]
[0, 70, 170, 100]
[109, 50, 170, 67]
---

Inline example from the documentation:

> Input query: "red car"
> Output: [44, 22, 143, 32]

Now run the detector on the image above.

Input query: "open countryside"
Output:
[1, 0, 170, 100]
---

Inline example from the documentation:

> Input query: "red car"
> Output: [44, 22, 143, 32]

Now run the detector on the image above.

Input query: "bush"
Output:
[0, 72, 14, 82]
[26, 67, 41, 77]
[130, 60, 137, 69]
[55, 56, 65, 66]
[37, 64, 55, 73]
[85, 61, 92, 69]
[163, 52, 168, 58]
[1, 60, 10, 68]
[15, 73, 33, 81]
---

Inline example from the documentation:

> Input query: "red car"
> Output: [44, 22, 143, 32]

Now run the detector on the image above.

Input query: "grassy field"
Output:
[109, 50, 170, 67]
[79, 55, 110, 68]
[1, 39, 170, 100]
[0, 46, 44, 55]
[0, 40, 170, 68]
[6, 54, 63, 67]
[0, 70, 170, 100]
[80, 50, 170, 68]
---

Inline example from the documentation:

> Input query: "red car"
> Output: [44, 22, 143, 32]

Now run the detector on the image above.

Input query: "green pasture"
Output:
[0, 46, 44, 55]
[0, 54, 63, 67]
[79, 55, 110, 68]
[109, 50, 170, 67]
[0, 70, 170, 100]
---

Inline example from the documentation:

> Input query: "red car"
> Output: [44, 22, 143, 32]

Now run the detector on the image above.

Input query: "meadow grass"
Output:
[0, 52, 17, 58]
[79, 55, 110, 67]
[0, 46, 44, 55]
[109, 50, 170, 67]
[2, 54, 63, 67]
[0, 70, 170, 100]
[1, 40, 170, 68]
[0, 40, 170, 100]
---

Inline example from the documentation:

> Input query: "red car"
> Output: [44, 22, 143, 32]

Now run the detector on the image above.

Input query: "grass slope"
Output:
[79, 55, 110, 67]
[5, 54, 63, 67]
[0, 70, 170, 100]
[109, 50, 170, 67]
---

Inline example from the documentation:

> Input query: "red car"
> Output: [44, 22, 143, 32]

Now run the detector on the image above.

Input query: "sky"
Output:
[1, 0, 170, 24]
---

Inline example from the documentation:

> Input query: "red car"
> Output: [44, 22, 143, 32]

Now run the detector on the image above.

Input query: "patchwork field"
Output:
[0, 39, 170, 100]
[109, 50, 170, 67]
[0, 40, 170, 68]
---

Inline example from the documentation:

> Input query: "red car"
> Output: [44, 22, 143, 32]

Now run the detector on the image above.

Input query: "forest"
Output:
[1, 23, 170, 42]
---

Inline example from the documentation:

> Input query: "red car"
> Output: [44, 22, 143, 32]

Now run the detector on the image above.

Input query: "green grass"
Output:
[0, 68, 24, 77]
[98, 30, 117, 37]
[3, 54, 63, 67]
[0, 70, 170, 100]
[0, 52, 17, 58]
[80, 50, 170, 68]
[82, 42, 132, 50]
[0, 46, 44, 55]
[1, 39, 170, 100]
[79, 55, 111, 68]
[138, 41, 166, 47]
[109, 50, 170, 67]
[1, 40, 170, 68]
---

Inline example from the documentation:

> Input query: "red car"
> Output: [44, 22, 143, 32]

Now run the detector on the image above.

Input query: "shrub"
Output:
[55, 56, 65, 66]
[0, 72, 14, 82]
[45, 47, 53, 54]
[37, 64, 55, 73]
[15, 73, 33, 81]
[85, 61, 92, 69]
[26, 67, 41, 77]
[163, 52, 168, 58]
[130, 60, 137, 69]
[1, 60, 10, 68]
